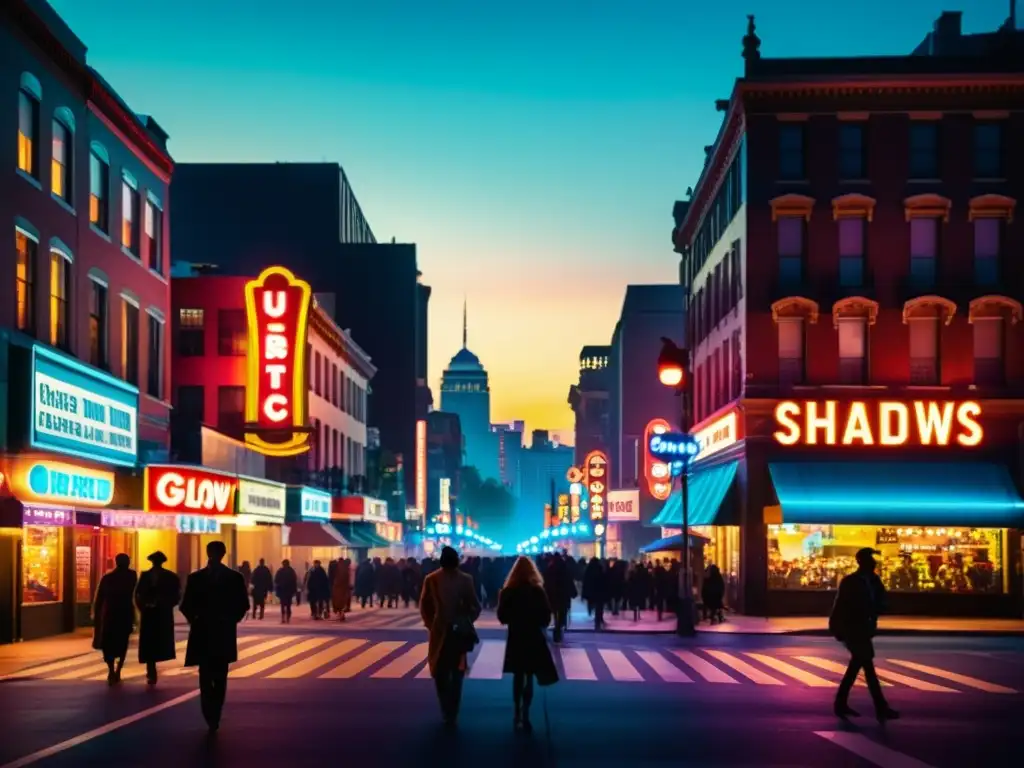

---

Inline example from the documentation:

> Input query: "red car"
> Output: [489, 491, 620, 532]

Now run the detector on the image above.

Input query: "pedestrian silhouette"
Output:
[275, 559, 298, 623]
[829, 547, 900, 722]
[93, 553, 137, 685]
[250, 559, 272, 620]
[135, 551, 181, 685]
[179, 540, 249, 731]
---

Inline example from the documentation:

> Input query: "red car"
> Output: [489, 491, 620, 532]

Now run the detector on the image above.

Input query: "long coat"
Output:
[135, 566, 181, 663]
[180, 563, 249, 667]
[274, 566, 298, 601]
[497, 583, 558, 685]
[332, 563, 351, 613]
[419, 568, 481, 677]
[251, 565, 272, 601]
[93, 567, 138, 660]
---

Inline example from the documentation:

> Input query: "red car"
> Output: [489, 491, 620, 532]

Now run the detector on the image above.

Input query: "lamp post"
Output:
[656, 338, 696, 637]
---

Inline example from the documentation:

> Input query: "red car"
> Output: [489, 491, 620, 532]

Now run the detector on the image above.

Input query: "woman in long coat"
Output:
[497, 556, 559, 731]
[331, 559, 351, 621]
[93, 553, 138, 685]
[135, 551, 181, 684]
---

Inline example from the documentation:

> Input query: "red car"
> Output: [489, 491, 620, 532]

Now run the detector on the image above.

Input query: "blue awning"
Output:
[769, 461, 1024, 527]
[640, 531, 711, 554]
[650, 461, 739, 527]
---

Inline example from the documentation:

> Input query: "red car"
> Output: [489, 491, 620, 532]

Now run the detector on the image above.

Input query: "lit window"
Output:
[837, 319, 867, 384]
[89, 149, 109, 232]
[777, 217, 803, 286]
[177, 308, 205, 357]
[121, 179, 140, 255]
[908, 318, 939, 385]
[909, 122, 939, 178]
[23, 525, 62, 604]
[16, 228, 37, 333]
[777, 319, 804, 386]
[909, 217, 938, 290]
[838, 217, 865, 288]
[973, 123, 1002, 179]
[49, 249, 70, 349]
[973, 319, 1004, 386]
[973, 218, 1000, 288]
[51, 119, 72, 202]
[145, 198, 162, 273]
[89, 279, 107, 368]
[18, 89, 39, 178]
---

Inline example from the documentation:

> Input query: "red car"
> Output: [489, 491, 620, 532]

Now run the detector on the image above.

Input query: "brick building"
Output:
[659, 11, 1024, 617]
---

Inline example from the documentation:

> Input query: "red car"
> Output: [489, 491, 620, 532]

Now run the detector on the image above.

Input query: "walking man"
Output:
[180, 541, 249, 731]
[135, 551, 181, 685]
[829, 547, 900, 722]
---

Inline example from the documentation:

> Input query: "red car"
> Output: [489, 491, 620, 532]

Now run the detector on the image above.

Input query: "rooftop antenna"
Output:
[462, 298, 468, 349]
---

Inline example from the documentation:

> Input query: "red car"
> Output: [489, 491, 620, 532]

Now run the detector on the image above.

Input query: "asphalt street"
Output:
[1, 612, 1022, 768]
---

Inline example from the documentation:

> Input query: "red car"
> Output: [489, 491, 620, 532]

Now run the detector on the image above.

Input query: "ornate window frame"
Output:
[968, 194, 1015, 224]
[902, 296, 956, 326]
[832, 193, 876, 222]
[771, 296, 819, 324]
[831, 296, 879, 328]
[904, 193, 951, 223]
[968, 295, 1022, 325]
[770, 194, 815, 223]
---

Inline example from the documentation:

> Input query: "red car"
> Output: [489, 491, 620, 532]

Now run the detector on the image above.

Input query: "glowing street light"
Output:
[657, 337, 687, 389]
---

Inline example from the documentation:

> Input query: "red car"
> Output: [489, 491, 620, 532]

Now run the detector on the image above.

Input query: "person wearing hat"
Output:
[829, 547, 899, 722]
[135, 550, 182, 685]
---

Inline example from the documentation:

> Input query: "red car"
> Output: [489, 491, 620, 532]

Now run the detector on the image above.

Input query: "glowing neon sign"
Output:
[773, 400, 983, 448]
[584, 450, 609, 524]
[693, 410, 739, 461]
[18, 461, 115, 507]
[415, 419, 427, 520]
[643, 419, 672, 501]
[244, 266, 312, 457]
[145, 466, 237, 515]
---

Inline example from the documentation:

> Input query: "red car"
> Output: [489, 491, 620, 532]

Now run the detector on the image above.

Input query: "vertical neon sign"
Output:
[415, 419, 427, 519]
[643, 418, 672, 501]
[243, 266, 312, 457]
[584, 450, 609, 522]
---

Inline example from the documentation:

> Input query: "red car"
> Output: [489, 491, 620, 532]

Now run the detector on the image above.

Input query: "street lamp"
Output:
[655, 337, 697, 637]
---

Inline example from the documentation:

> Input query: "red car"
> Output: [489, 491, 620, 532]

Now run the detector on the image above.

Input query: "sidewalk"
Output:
[0, 629, 94, 677]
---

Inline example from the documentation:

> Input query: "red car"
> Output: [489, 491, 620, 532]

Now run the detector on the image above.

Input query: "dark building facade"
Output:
[666, 11, 1024, 617]
[169, 162, 429, 497]
[1, 0, 173, 641]
[568, 345, 611, 467]
[426, 410, 463, 526]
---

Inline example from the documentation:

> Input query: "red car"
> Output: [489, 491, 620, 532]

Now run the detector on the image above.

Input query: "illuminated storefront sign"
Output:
[145, 466, 238, 515]
[364, 498, 388, 524]
[415, 420, 427, 519]
[648, 432, 701, 461]
[773, 400, 983, 448]
[566, 466, 583, 484]
[643, 419, 672, 501]
[18, 461, 114, 508]
[569, 484, 581, 523]
[376, 521, 402, 543]
[557, 494, 571, 525]
[693, 410, 739, 461]
[237, 477, 287, 524]
[101, 510, 176, 530]
[607, 489, 640, 522]
[439, 477, 451, 515]
[584, 450, 609, 523]
[30, 344, 139, 467]
[177, 514, 222, 535]
[299, 486, 332, 521]
[243, 266, 312, 457]
[24, 506, 74, 526]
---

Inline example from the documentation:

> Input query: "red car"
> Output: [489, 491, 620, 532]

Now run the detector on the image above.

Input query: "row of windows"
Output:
[777, 118, 1005, 182]
[694, 330, 743, 424]
[690, 240, 743, 347]
[685, 143, 745, 287]
[17, 73, 165, 275]
[310, 418, 365, 477]
[311, 348, 366, 423]
[14, 224, 164, 398]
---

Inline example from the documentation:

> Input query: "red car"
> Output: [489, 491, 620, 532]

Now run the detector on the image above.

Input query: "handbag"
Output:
[451, 615, 479, 654]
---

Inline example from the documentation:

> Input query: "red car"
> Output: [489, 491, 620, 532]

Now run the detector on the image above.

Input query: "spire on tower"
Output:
[462, 298, 468, 349]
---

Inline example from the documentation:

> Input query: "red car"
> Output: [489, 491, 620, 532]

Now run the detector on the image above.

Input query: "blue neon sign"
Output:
[26, 462, 115, 506]
[648, 432, 699, 463]
[29, 345, 139, 467]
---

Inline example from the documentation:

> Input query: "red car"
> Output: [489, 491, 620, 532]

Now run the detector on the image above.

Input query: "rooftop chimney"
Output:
[933, 11, 963, 54]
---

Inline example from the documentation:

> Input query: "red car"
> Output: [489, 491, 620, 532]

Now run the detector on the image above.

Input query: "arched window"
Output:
[834, 194, 876, 289]
[968, 296, 1021, 387]
[51, 108, 75, 204]
[49, 243, 73, 349]
[903, 297, 956, 385]
[771, 195, 814, 289]
[89, 142, 110, 233]
[771, 297, 818, 387]
[18, 73, 42, 179]
[15, 220, 39, 333]
[832, 297, 878, 385]
[904, 194, 951, 292]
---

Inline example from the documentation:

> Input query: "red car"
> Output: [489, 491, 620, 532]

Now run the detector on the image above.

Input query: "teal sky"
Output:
[50, 0, 1010, 440]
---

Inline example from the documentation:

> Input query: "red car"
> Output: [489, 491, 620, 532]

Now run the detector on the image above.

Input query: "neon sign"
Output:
[415, 419, 427, 520]
[244, 266, 312, 457]
[19, 461, 115, 507]
[584, 450, 609, 523]
[773, 400, 983, 448]
[643, 419, 672, 501]
[145, 466, 238, 515]
[693, 411, 739, 461]
[648, 432, 701, 460]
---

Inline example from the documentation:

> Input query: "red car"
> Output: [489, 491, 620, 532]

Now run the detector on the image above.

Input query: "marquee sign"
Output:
[773, 400, 983, 448]
[144, 466, 238, 515]
[693, 410, 739, 462]
[244, 266, 313, 457]
[17, 461, 115, 508]
[237, 477, 287, 523]
[643, 419, 672, 501]
[584, 450, 609, 523]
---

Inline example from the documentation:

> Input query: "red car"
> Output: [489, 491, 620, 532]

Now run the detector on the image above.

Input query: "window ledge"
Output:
[839, 178, 871, 185]
[908, 177, 942, 184]
[121, 245, 143, 264]
[148, 268, 167, 285]
[16, 168, 43, 191]
[818, 384, 888, 390]
[973, 177, 1006, 184]
[904, 385, 951, 391]
[143, 393, 172, 409]
[89, 224, 112, 243]
[51, 193, 76, 217]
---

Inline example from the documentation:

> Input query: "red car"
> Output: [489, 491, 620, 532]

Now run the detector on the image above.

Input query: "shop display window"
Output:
[23, 526, 63, 604]
[768, 524, 1004, 594]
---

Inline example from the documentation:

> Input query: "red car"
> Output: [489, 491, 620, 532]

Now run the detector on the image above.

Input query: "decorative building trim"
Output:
[770, 194, 815, 222]
[776, 113, 809, 122]
[771, 297, 819, 324]
[836, 112, 869, 121]
[907, 111, 942, 120]
[49, 237, 73, 263]
[20, 72, 42, 100]
[902, 296, 956, 325]
[89, 140, 109, 164]
[832, 296, 879, 327]
[969, 295, 1023, 325]
[968, 194, 1015, 223]
[832, 193, 876, 222]
[904, 193, 951, 222]
[87, 267, 109, 287]
[54, 106, 76, 133]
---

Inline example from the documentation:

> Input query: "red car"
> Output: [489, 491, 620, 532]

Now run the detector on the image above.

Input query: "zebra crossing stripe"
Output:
[320, 641, 406, 679]
[704, 650, 784, 685]
[794, 656, 893, 687]
[0, 652, 98, 680]
[560, 647, 598, 681]
[165, 635, 295, 677]
[670, 650, 739, 684]
[743, 653, 834, 687]
[267, 638, 368, 679]
[634, 650, 692, 683]
[231, 636, 333, 679]
[885, 660, 1017, 694]
[84, 640, 190, 681]
[373, 642, 429, 678]
[598, 649, 644, 682]
[468, 641, 505, 680]
[870, 665, 959, 693]
[815, 731, 935, 768]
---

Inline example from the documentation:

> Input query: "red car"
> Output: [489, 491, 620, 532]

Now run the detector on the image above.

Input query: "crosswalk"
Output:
[335, 609, 501, 631]
[3, 637, 1018, 693]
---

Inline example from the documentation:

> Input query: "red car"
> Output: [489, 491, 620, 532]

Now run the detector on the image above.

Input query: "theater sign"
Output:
[243, 266, 313, 457]
[773, 400, 983, 448]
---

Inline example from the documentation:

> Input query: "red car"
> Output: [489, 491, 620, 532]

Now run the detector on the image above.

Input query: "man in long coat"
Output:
[180, 541, 249, 731]
[93, 553, 137, 685]
[135, 550, 181, 684]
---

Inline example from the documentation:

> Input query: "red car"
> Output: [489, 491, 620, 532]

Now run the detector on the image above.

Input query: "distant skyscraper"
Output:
[439, 303, 500, 481]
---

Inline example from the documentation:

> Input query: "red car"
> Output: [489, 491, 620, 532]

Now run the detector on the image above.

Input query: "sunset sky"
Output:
[51, 0, 1009, 440]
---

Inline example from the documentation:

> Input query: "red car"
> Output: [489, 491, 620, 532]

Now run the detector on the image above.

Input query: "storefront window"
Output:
[768, 524, 1005, 594]
[23, 526, 63, 604]
[693, 525, 742, 608]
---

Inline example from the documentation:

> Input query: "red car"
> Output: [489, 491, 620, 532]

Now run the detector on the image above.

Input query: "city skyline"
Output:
[49, 0, 1011, 437]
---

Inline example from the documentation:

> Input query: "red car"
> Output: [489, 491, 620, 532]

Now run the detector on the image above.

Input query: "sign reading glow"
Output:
[145, 466, 238, 515]
[244, 266, 313, 457]
[30, 345, 138, 466]
[773, 400, 983, 448]
[584, 450, 609, 524]
[20, 461, 115, 508]
[415, 419, 427, 519]
[643, 419, 672, 501]
[693, 410, 739, 461]
[237, 477, 287, 523]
